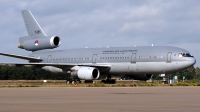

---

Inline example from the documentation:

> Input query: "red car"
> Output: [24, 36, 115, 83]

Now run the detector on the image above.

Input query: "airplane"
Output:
[0, 10, 196, 83]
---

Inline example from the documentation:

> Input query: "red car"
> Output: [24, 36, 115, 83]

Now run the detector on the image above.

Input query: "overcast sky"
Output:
[0, 0, 200, 67]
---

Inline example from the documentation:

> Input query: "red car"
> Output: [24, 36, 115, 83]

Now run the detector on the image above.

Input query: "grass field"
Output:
[0, 80, 199, 87]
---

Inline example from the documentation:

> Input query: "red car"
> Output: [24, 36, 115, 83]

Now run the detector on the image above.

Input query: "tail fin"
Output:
[18, 10, 61, 52]
[21, 10, 47, 38]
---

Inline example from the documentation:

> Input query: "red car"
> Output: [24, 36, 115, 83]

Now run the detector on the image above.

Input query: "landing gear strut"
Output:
[101, 74, 116, 84]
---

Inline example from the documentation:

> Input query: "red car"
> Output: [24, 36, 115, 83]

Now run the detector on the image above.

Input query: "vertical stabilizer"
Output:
[18, 10, 61, 52]
[21, 10, 47, 38]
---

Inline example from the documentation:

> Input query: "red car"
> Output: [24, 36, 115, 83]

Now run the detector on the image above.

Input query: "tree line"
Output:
[0, 65, 199, 80]
[153, 66, 200, 81]
[0, 65, 69, 80]
[171, 66, 200, 81]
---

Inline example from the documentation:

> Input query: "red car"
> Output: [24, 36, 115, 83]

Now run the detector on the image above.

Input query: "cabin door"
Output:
[131, 53, 136, 63]
[167, 52, 172, 63]
[127, 53, 138, 73]
[92, 54, 97, 64]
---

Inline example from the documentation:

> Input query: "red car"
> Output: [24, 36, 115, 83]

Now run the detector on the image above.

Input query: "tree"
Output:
[195, 67, 200, 80]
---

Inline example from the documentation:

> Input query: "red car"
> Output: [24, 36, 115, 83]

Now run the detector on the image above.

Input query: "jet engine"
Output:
[18, 36, 61, 51]
[42, 66, 64, 73]
[71, 67, 100, 80]
[126, 74, 153, 81]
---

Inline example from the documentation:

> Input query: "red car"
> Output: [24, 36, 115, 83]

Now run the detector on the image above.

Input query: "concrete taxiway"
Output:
[0, 87, 199, 112]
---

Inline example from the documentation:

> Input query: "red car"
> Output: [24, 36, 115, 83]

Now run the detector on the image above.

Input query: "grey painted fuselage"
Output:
[30, 46, 196, 75]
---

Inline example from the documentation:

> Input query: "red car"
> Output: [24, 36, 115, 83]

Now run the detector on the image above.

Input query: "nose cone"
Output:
[173, 57, 196, 71]
[188, 57, 196, 66]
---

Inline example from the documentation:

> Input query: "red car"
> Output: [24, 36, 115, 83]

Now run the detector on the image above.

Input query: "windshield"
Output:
[178, 53, 193, 57]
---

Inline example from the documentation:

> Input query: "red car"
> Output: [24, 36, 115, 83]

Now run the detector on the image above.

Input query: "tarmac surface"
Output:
[0, 87, 199, 112]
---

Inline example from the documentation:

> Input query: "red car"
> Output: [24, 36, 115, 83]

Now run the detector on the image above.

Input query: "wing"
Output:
[0, 62, 111, 72]
[0, 52, 110, 72]
[0, 52, 42, 62]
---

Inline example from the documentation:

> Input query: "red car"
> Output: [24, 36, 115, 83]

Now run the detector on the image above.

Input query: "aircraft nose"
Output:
[189, 57, 196, 66]
[193, 57, 196, 65]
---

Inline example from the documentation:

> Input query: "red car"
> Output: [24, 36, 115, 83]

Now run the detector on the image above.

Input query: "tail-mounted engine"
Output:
[18, 36, 61, 51]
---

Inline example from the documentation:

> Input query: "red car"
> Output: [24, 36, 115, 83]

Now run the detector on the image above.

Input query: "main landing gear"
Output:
[101, 74, 116, 84]
[66, 79, 81, 84]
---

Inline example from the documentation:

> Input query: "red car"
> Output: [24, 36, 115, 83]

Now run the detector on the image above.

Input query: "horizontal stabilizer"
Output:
[0, 52, 42, 62]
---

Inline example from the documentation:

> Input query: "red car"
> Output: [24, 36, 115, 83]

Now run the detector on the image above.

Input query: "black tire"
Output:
[85, 80, 93, 83]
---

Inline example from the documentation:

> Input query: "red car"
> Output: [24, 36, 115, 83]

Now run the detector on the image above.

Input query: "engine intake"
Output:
[71, 67, 100, 80]
[50, 36, 60, 47]
[18, 36, 61, 51]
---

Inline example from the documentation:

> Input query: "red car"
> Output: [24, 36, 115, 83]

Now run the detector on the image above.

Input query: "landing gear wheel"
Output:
[101, 79, 116, 84]
[66, 80, 72, 84]
[84, 80, 93, 83]
[66, 79, 81, 84]
[77, 79, 81, 83]
[101, 74, 116, 84]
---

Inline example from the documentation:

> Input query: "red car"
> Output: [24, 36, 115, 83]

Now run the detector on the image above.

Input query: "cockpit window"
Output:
[178, 53, 182, 57]
[178, 53, 193, 57]
[185, 53, 193, 57]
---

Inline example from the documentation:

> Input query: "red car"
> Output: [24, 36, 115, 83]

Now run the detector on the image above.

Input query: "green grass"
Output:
[0, 81, 199, 87]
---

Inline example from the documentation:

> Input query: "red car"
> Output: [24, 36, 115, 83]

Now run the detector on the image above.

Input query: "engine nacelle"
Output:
[126, 74, 153, 81]
[71, 67, 100, 80]
[18, 36, 61, 51]
[42, 66, 64, 73]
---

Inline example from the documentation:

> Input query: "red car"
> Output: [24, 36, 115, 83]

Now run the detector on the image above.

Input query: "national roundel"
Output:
[34, 40, 39, 46]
